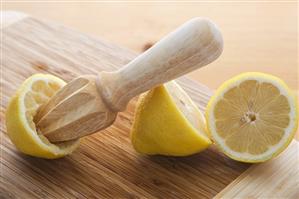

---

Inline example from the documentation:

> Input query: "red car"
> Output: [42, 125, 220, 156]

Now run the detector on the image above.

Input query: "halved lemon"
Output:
[6, 74, 80, 159]
[206, 72, 298, 163]
[131, 81, 211, 156]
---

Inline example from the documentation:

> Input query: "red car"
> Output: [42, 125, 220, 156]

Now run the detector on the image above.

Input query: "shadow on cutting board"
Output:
[14, 141, 250, 198]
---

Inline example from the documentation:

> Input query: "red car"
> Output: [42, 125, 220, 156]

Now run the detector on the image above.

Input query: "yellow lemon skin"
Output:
[131, 83, 211, 156]
[6, 74, 80, 159]
[205, 72, 298, 163]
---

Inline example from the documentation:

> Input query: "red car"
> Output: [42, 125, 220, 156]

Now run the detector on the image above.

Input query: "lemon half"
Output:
[206, 72, 298, 163]
[6, 74, 80, 159]
[131, 81, 211, 156]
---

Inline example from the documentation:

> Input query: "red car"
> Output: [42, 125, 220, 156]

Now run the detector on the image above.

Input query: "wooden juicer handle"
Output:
[36, 18, 223, 142]
[97, 18, 223, 112]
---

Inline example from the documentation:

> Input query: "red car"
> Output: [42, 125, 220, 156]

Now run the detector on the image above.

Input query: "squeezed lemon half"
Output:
[6, 74, 80, 159]
[206, 72, 298, 163]
[131, 81, 211, 156]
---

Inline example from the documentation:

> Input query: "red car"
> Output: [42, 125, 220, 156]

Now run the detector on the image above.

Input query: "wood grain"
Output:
[215, 140, 299, 198]
[1, 15, 250, 198]
[1, 13, 298, 199]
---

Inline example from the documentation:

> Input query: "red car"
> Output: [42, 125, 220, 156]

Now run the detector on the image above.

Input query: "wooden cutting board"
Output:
[1, 12, 298, 199]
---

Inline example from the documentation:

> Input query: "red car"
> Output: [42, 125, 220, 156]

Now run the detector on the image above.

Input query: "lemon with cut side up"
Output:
[131, 81, 211, 156]
[206, 72, 298, 163]
[6, 74, 80, 159]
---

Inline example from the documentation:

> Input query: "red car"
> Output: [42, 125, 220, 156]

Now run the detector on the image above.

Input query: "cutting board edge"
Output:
[214, 140, 299, 198]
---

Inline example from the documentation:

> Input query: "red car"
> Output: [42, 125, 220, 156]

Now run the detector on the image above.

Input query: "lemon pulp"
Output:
[206, 72, 298, 162]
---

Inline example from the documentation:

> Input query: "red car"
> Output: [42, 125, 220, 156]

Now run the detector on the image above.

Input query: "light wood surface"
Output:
[1, 13, 249, 198]
[215, 140, 299, 198]
[4, 2, 297, 137]
[37, 18, 223, 142]
[1, 12, 298, 199]
[3, 2, 298, 92]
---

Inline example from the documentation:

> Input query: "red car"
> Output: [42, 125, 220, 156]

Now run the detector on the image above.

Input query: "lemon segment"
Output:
[206, 72, 298, 163]
[131, 81, 211, 156]
[6, 74, 80, 159]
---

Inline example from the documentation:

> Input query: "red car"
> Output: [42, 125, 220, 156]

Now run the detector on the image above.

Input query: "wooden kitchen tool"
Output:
[2, 12, 298, 198]
[35, 18, 223, 142]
